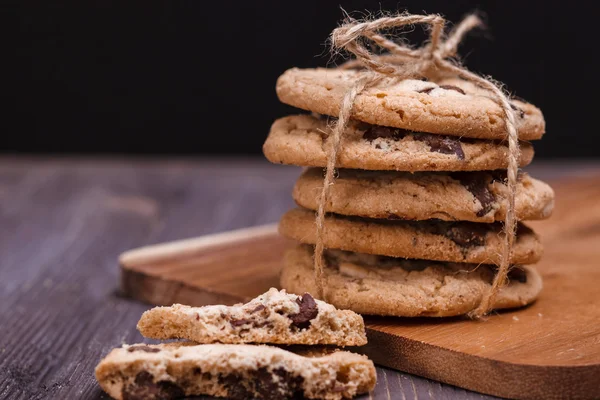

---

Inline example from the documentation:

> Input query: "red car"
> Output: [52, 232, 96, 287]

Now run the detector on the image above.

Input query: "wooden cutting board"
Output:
[119, 175, 600, 400]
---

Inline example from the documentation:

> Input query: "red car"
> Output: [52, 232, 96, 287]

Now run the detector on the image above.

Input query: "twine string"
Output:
[314, 12, 520, 318]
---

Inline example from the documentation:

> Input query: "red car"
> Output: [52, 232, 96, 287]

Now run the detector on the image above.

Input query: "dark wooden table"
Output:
[1, 157, 597, 400]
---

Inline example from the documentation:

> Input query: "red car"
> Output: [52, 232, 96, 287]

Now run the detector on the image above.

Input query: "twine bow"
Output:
[314, 12, 520, 318]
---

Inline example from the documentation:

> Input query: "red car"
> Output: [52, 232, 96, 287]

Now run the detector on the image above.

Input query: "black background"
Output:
[7, 1, 599, 157]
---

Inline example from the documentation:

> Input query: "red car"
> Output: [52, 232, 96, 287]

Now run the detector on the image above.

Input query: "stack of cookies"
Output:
[264, 68, 554, 317]
[96, 288, 376, 399]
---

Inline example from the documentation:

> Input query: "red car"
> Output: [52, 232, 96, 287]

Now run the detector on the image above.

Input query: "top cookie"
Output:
[138, 288, 367, 347]
[276, 68, 545, 140]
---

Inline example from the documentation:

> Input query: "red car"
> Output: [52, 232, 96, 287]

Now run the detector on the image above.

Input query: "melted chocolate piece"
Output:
[510, 103, 526, 118]
[250, 304, 266, 314]
[220, 374, 252, 400]
[439, 84, 466, 95]
[230, 318, 253, 327]
[122, 371, 184, 400]
[363, 126, 409, 142]
[444, 224, 488, 247]
[256, 367, 304, 399]
[220, 368, 304, 400]
[289, 293, 319, 330]
[508, 267, 527, 283]
[413, 133, 465, 159]
[127, 345, 160, 353]
[417, 87, 435, 94]
[418, 85, 466, 95]
[451, 172, 496, 217]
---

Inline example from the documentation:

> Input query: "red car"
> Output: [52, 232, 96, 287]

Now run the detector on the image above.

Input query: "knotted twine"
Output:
[313, 12, 520, 318]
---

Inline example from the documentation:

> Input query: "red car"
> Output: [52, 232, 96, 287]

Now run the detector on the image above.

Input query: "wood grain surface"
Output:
[1, 157, 598, 400]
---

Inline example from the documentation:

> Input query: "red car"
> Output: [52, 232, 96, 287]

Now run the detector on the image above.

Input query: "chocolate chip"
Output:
[256, 367, 304, 399]
[195, 314, 200, 321]
[127, 345, 160, 353]
[122, 371, 184, 400]
[289, 293, 318, 330]
[230, 318, 252, 327]
[510, 103, 525, 118]
[249, 304, 266, 314]
[254, 368, 280, 398]
[417, 87, 435, 94]
[439, 84, 466, 95]
[444, 224, 488, 247]
[363, 126, 409, 142]
[508, 267, 527, 283]
[219, 374, 252, 400]
[451, 172, 496, 217]
[219, 368, 304, 400]
[413, 133, 465, 159]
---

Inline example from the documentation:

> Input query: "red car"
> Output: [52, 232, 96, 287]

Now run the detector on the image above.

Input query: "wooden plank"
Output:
[119, 172, 600, 400]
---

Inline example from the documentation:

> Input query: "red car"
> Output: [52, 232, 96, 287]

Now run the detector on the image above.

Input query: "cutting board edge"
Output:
[120, 265, 250, 306]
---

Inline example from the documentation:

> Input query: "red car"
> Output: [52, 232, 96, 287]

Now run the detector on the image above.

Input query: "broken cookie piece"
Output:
[137, 288, 367, 346]
[95, 342, 376, 400]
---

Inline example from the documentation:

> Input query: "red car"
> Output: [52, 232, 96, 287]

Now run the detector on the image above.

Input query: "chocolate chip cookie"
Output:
[280, 245, 542, 317]
[279, 208, 542, 265]
[276, 68, 545, 140]
[293, 168, 554, 223]
[137, 288, 366, 346]
[263, 115, 535, 171]
[95, 342, 376, 400]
